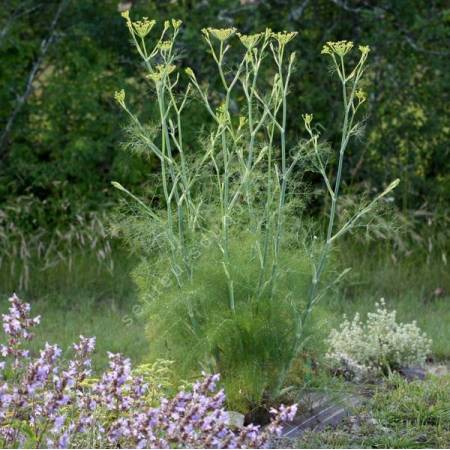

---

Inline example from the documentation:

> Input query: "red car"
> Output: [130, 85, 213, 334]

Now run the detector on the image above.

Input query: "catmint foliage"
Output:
[0, 294, 296, 448]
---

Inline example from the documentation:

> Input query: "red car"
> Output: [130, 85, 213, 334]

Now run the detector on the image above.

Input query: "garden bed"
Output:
[276, 365, 450, 448]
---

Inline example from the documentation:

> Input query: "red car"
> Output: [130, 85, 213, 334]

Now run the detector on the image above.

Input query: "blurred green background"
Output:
[0, 0, 448, 367]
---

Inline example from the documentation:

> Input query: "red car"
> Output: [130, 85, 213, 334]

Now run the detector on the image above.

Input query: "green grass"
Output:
[0, 239, 449, 447]
[14, 298, 147, 371]
[0, 239, 448, 379]
[0, 250, 147, 371]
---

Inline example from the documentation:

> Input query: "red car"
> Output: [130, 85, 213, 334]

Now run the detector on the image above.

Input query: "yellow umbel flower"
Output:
[158, 64, 176, 75]
[147, 72, 161, 83]
[147, 64, 176, 83]
[238, 33, 263, 49]
[158, 40, 172, 51]
[203, 27, 237, 42]
[171, 19, 183, 30]
[132, 17, 156, 38]
[272, 31, 298, 46]
[302, 113, 313, 128]
[184, 67, 196, 79]
[114, 89, 126, 107]
[359, 45, 371, 56]
[355, 89, 367, 104]
[147, 64, 177, 83]
[216, 103, 230, 125]
[321, 40, 354, 57]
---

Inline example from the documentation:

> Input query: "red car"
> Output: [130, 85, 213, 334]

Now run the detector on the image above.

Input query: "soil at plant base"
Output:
[244, 405, 273, 426]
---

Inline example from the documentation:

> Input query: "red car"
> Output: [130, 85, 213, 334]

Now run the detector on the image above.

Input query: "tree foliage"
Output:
[0, 0, 448, 271]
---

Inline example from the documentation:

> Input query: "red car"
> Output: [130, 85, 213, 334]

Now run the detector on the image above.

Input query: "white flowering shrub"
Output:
[326, 299, 432, 379]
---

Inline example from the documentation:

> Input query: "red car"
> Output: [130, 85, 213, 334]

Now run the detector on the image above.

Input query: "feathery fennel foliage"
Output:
[113, 14, 399, 411]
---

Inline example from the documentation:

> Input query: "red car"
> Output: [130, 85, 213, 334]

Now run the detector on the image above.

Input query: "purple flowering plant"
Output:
[0, 294, 297, 448]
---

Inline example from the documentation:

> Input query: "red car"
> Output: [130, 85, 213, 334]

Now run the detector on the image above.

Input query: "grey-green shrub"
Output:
[326, 299, 432, 379]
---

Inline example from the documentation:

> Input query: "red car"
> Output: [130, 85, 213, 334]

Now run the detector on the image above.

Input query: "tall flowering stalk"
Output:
[113, 14, 193, 285]
[113, 16, 305, 308]
[189, 27, 300, 308]
[0, 294, 296, 448]
[274, 42, 399, 393]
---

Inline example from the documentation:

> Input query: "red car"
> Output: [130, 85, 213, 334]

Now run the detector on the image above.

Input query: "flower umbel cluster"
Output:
[0, 294, 296, 448]
[326, 299, 432, 380]
[132, 17, 156, 38]
[321, 40, 354, 57]
[202, 27, 237, 42]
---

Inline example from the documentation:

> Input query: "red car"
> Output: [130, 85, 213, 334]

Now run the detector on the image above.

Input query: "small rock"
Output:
[416, 433, 428, 443]
[426, 364, 449, 377]
[226, 411, 245, 428]
[398, 366, 426, 381]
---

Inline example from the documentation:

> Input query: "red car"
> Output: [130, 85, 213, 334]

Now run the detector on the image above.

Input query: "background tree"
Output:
[0, 0, 448, 286]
